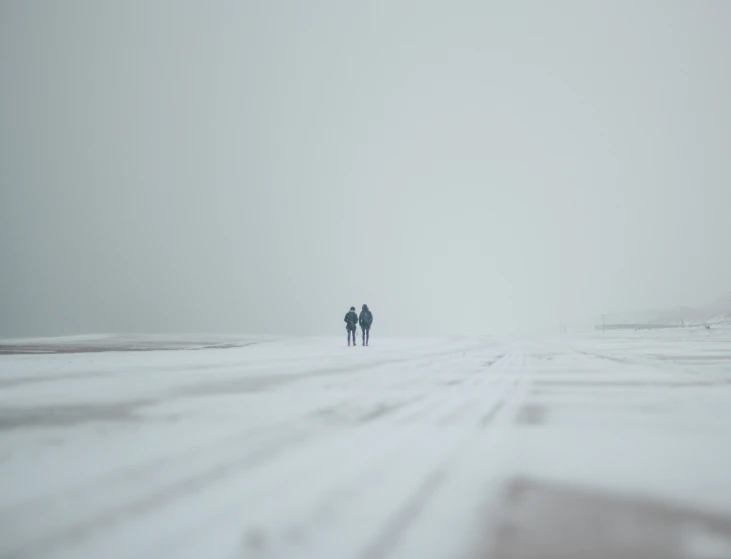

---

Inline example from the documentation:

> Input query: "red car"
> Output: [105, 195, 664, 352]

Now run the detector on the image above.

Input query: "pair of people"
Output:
[344, 304, 373, 346]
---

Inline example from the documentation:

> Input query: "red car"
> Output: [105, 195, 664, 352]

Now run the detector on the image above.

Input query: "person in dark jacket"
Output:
[344, 306, 358, 346]
[359, 304, 373, 346]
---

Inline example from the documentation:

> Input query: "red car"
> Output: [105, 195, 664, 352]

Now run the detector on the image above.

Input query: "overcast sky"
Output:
[2, 1, 730, 337]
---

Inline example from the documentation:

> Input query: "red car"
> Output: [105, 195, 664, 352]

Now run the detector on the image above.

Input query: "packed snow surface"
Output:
[1, 330, 731, 558]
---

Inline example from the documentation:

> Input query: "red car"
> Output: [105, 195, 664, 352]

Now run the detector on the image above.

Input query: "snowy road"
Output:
[1, 332, 731, 558]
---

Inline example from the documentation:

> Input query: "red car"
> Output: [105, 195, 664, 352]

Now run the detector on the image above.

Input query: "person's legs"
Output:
[366, 328, 370, 345]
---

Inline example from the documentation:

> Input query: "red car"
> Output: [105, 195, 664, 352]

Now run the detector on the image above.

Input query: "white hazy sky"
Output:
[2, 1, 730, 337]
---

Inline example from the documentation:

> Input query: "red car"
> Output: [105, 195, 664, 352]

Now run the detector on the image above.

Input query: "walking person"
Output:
[359, 304, 373, 346]
[344, 306, 359, 346]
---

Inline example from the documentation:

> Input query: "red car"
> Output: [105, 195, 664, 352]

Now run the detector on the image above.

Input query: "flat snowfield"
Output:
[1, 332, 731, 558]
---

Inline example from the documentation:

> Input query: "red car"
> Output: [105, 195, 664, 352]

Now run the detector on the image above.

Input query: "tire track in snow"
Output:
[1, 347, 483, 518]
[132, 361, 499, 556]
[354, 351, 528, 559]
[0, 342, 515, 559]
[0, 429, 314, 559]
[358, 467, 449, 559]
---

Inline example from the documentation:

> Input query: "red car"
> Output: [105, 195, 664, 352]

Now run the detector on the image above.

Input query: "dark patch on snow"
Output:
[479, 400, 506, 427]
[516, 404, 547, 426]
[474, 477, 731, 558]
[649, 354, 731, 361]
[0, 371, 117, 389]
[440, 379, 464, 386]
[0, 400, 155, 430]
[241, 527, 268, 552]
[483, 354, 506, 368]
[0, 341, 259, 355]
[359, 403, 403, 423]
[535, 379, 717, 388]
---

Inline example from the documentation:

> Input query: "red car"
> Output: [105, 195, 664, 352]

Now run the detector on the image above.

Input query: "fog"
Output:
[2, 1, 730, 338]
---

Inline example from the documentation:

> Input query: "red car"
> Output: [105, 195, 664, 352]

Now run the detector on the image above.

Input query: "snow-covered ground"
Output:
[1, 331, 731, 558]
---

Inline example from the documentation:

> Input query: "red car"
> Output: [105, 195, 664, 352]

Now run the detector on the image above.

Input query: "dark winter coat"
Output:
[344, 310, 358, 331]
[359, 307, 373, 329]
